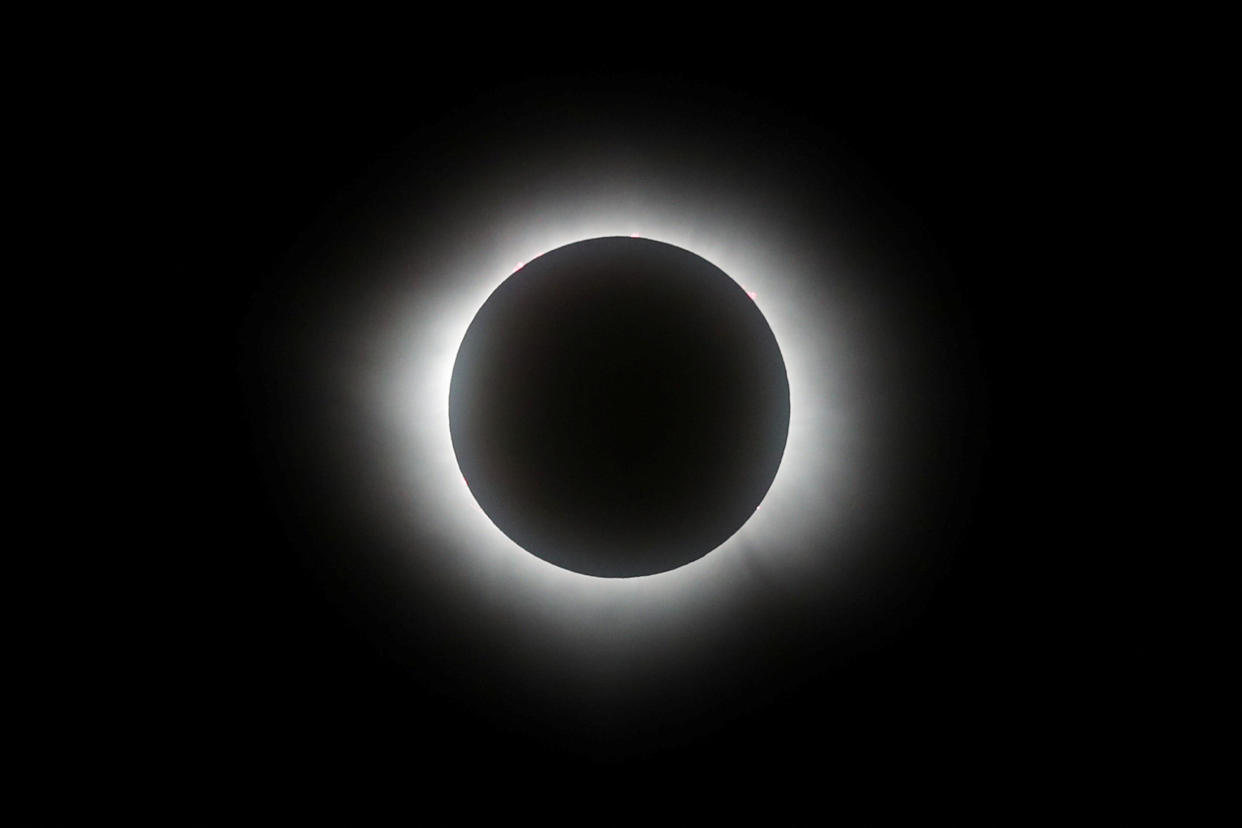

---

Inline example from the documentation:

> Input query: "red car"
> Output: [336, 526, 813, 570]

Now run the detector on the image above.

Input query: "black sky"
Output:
[53, 34, 1173, 809]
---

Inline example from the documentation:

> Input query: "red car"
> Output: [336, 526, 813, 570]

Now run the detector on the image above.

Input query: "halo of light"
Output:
[369, 199, 874, 657]
[258, 117, 979, 725]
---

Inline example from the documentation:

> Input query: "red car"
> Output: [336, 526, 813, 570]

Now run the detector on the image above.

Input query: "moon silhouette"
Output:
[449, 236, 790, 577]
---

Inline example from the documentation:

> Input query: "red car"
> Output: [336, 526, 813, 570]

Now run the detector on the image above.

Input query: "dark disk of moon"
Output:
[449, 237, 790, 577]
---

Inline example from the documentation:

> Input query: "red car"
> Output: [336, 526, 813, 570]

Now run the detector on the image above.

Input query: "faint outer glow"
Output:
[259, 105, 979, 724]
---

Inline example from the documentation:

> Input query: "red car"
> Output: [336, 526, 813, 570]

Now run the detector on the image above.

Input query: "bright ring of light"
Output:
[374, 200, 874, 646]
[271, 129, 973, 708]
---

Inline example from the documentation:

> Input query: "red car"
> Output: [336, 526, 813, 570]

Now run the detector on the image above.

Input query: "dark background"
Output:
[65, 30, 1174, 807]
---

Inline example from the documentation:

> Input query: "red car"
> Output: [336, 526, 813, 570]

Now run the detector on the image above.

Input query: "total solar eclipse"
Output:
[229, 74, 994, 757]
[449, 237, 790, 577]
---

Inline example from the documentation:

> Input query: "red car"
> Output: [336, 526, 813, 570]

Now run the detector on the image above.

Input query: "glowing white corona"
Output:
[347, 181, 877, 671]
[259, 91, 979, 727]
